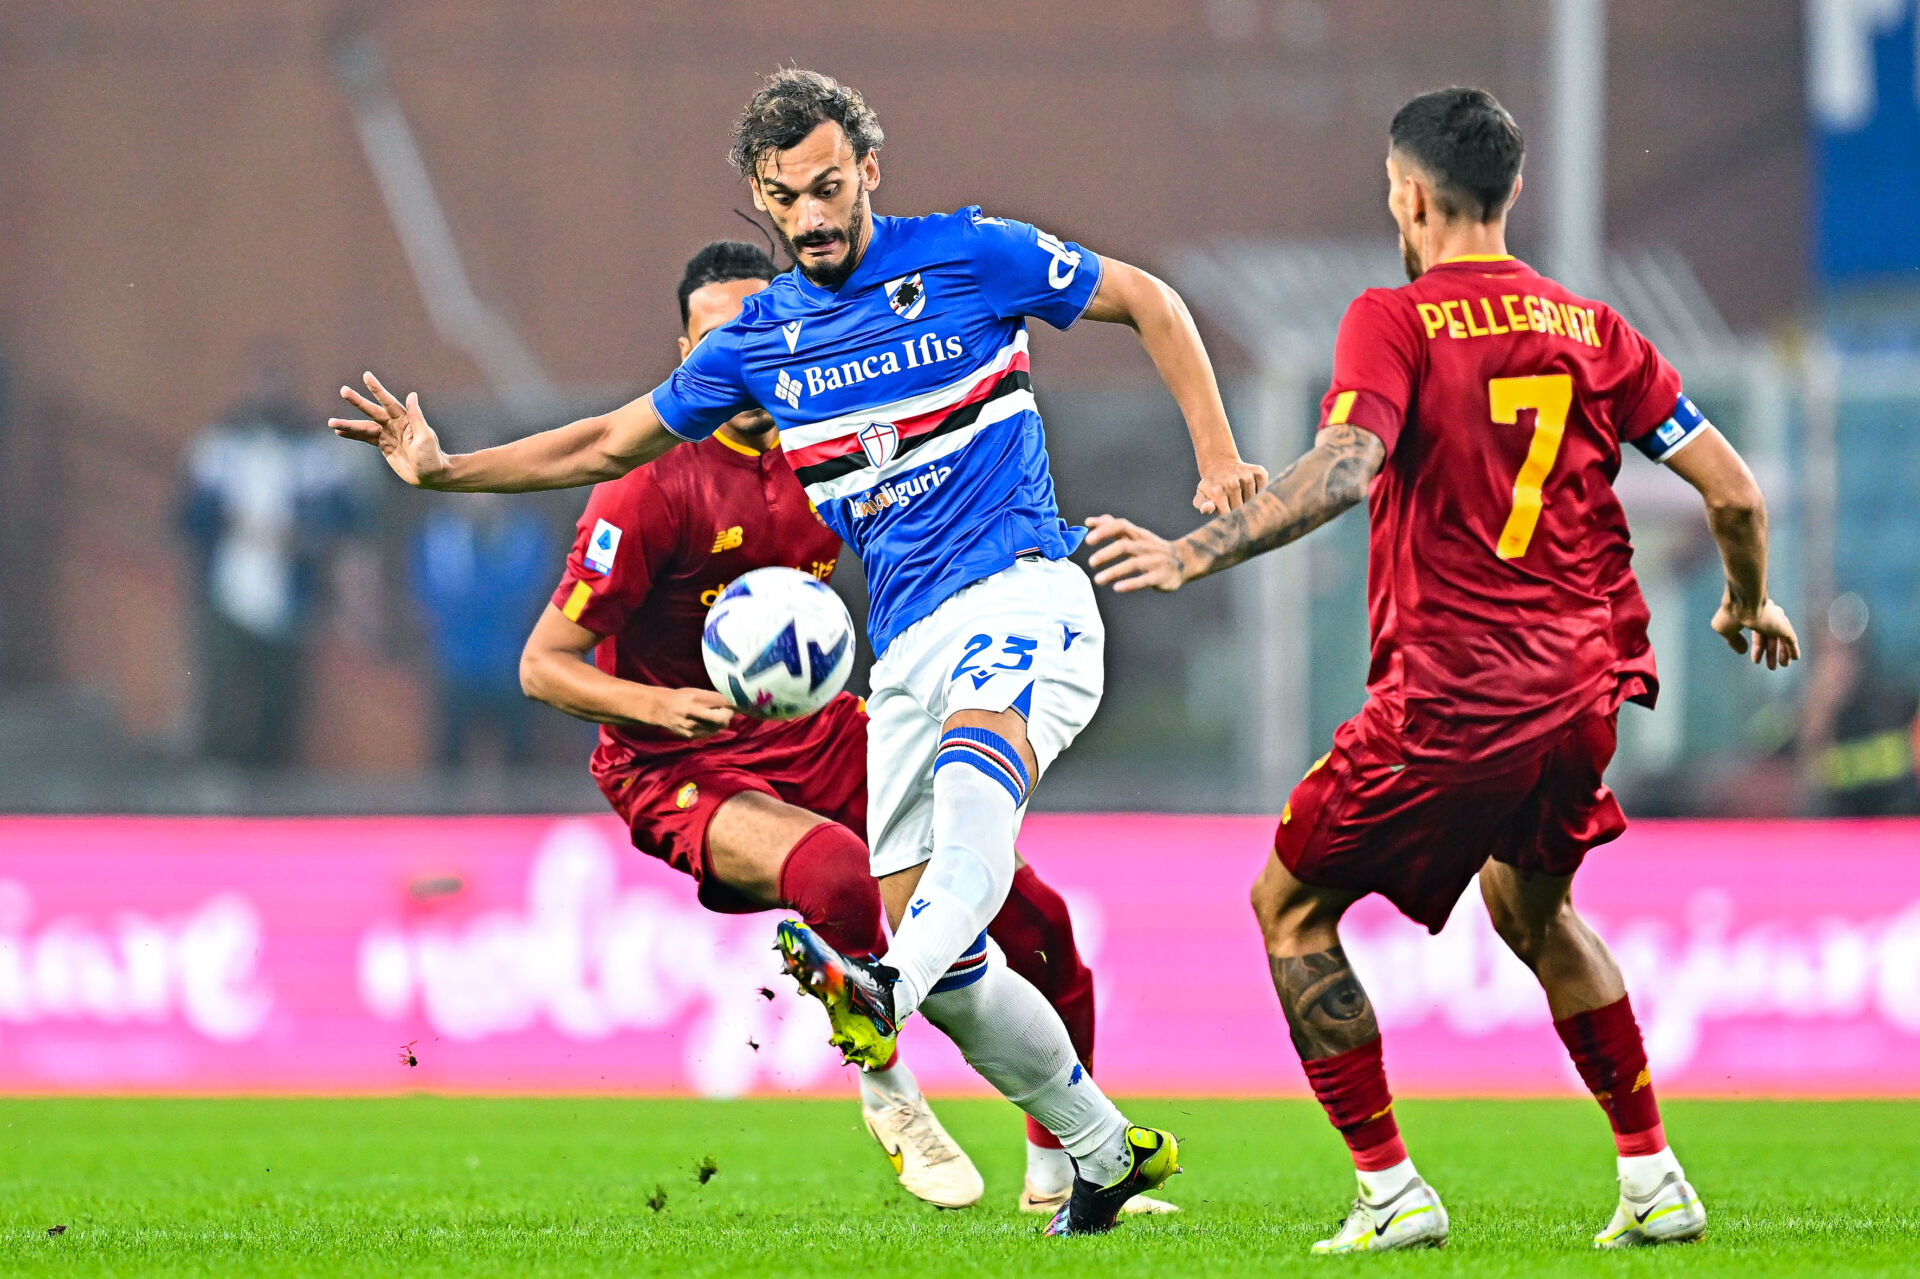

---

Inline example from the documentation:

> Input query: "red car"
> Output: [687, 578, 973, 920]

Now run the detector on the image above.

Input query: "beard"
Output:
[727, 407, 777, 438]
[1400, 229, 1424, 282]
[780, 195, 869, 289]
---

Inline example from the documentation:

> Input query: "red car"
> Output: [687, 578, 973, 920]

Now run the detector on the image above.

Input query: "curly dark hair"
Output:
[728, 68, 883, 180]
[676, 240, 778, 327]
[1389, 86, 1525, 222]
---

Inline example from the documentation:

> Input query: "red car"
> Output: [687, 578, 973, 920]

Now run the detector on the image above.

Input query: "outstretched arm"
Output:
[1084, 424, 1385, 593]
[1661, 426, 1799, 669]
[518, 604, 735, 739]
[1081, 259, 1268, 515]
[329, 372, 681, 492]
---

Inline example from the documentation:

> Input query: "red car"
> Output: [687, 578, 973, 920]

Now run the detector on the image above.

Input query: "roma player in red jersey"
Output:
[1085, 88, 1798, 1253]
[519, 241, 1166, 1217]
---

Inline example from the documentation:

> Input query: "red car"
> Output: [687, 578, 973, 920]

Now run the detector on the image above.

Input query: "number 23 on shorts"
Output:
[1489, 373, 1572, 560]
[952, 633, 1038, 686]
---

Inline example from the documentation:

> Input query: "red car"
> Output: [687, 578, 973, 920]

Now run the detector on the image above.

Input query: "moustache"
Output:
[792, 231, 844, 250]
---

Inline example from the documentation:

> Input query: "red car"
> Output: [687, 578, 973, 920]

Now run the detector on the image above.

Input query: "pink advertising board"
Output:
[0, 815, 1916, 1097]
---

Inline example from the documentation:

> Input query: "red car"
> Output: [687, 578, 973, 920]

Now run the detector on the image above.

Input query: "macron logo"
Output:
[782, 320, 803, 353]
[775, 368, 802, 409]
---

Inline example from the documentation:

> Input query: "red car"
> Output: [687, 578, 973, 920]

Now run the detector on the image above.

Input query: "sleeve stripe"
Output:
[561, 580, 593, 622]
[1328, 390, 1358, 426]
[647, 389, 702, 443]
[1062, 250, 1106, 328]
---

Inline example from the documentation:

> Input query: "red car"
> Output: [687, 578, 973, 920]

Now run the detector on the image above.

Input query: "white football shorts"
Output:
[865, 555, 1106, 879]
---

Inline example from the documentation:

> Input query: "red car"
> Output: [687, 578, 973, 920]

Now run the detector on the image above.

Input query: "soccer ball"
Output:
[701, 567, 856, 720]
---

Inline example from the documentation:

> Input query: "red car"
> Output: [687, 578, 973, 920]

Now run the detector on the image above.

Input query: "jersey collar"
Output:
[787, 213, 890, 304]
[1428, 253, 1522, 271]
[707, 428, 780, 466]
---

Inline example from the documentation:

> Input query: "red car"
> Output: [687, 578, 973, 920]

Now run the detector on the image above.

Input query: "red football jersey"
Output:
[551, 431, 844, 771]
[1320, 255, 1682, 767]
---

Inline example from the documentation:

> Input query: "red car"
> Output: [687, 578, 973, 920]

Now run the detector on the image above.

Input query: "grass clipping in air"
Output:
[2, 1097, 1916, 1276]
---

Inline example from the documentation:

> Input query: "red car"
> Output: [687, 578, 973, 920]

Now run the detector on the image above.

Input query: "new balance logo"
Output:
[775, 368, 802, 408]
[710, 526, 744, 553]
[782, 320, 803, 353]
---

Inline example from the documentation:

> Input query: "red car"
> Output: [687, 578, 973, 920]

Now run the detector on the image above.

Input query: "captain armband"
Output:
[1632, 392, 1711, 463]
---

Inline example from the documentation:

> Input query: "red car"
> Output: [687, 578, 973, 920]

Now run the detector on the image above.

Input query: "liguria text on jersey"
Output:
[647, 208, 1098, 655]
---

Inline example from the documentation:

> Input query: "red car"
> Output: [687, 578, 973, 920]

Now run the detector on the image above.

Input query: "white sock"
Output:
[859, 1059, 921, 1110]
[1026, 1141, 1075, 1195]
[917, 943, 1129, 1183]
[1357, 1156, 1420, 1203]
[1618, 1146, 1682, 1199]
[887, 737, 1023, 1019]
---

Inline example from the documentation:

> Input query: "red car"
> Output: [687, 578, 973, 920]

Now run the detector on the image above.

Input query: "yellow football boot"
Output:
[775, 920, 899, 1069]
[1042, 1126, 1182, 1236]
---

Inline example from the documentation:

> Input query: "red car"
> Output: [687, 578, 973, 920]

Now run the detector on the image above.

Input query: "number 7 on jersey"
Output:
[1489, 373, 1573, 559]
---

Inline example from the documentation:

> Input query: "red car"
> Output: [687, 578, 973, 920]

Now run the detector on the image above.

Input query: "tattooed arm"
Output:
[1085, 424, 1385, 593]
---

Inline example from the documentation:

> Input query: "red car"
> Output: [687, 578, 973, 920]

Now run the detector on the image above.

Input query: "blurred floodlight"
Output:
[1829, 591, 1871, 643]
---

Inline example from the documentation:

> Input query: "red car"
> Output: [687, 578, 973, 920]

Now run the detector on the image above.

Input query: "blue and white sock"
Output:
[918, 941, 1130, 1185]
[888, 726, 1029, 1020]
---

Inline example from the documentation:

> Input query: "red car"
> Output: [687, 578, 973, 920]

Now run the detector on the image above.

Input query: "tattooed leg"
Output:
[1250, 850, 1409, 1173]
[1271, 946, 1379, 1060]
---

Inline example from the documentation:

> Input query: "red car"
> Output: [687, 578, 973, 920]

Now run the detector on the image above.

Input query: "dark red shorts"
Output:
[596, 692, 868, 913]
[1273, 710, 1627, 933]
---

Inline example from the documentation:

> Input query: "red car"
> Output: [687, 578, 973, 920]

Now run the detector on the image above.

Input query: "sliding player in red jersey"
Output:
[518, 240, 1169, 1217]
[1085, 87, 1797, 1253]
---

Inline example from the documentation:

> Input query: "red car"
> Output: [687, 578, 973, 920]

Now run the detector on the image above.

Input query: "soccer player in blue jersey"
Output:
[332, 68, 1265, 1235]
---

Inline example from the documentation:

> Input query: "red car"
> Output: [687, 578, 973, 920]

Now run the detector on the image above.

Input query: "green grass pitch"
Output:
[2, 1097, 1916, 1276]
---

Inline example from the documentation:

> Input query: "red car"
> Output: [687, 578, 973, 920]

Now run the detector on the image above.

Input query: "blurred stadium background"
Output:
[0, 0, 1917, 1106]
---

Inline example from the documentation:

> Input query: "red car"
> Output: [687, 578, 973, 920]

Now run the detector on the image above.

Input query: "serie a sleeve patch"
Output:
[583, 518, 622, 575]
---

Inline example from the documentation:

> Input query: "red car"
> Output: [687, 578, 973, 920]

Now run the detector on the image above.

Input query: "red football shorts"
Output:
[596, 692, 868, 914]
[1273, 709, 1627, 933]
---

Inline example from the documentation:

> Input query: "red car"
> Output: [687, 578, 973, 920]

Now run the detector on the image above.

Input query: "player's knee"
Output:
[1250, 853, 1316, 950]
[1487, 899, 1544, 965]
[778, 822, 885, 958]
[1485, 883, 1574, 968]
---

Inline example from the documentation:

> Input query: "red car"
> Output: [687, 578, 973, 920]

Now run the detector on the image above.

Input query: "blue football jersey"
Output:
[647, 207, 1102, 654]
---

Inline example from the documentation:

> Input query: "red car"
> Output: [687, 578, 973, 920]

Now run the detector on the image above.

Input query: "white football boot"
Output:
[861, 1096, 983, 1209]
[1594, 1171, 1706, 1248]
[1310, 1177, 1449, 1254]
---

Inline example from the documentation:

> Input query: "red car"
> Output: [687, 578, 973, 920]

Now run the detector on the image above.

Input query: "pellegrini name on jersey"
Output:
[648, 208, 1102, 654]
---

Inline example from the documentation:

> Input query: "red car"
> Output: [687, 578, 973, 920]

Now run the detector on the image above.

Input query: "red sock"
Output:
[990, 863, 1096, 1150]
[776, 822, 886, 962]
[1301, 1038, 1407, 1171]
[1554, 995, 1665, 1155]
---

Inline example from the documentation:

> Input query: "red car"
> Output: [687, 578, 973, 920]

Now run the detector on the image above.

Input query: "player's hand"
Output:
[1085, 514, 1192, 594]
[647, 687, 738, 739]
[329, 371, 452, 489]
[1194, 458, 1267, 515]
[1711, 593, 1801, 670]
